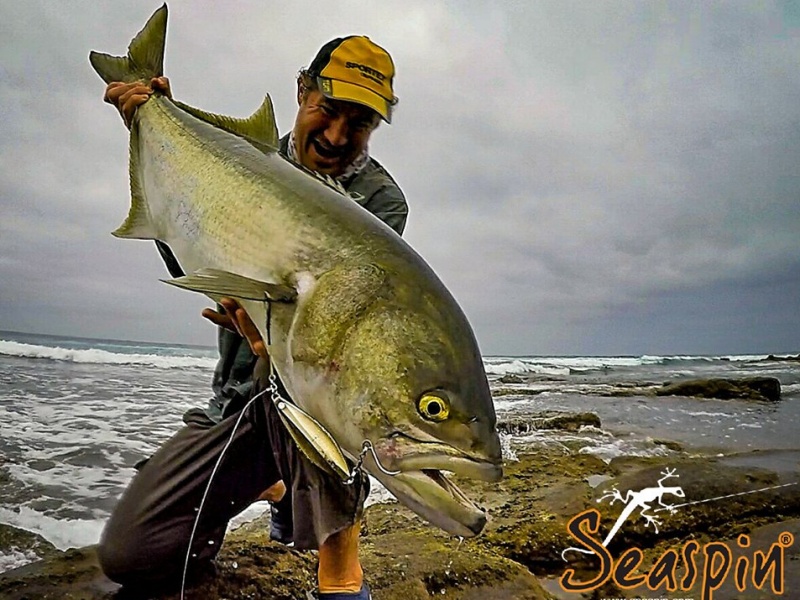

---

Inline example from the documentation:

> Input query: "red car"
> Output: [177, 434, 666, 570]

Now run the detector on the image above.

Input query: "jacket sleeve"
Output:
[349, 158, 409, 236]
[362, 185, 408, 236]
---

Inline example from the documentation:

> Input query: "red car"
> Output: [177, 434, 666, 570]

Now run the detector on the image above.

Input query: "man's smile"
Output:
[310, 137, 346, 161]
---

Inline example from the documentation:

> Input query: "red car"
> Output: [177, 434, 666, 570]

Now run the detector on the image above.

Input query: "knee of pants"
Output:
[97, 522, 225, 586]
[96, 535, 139, 585]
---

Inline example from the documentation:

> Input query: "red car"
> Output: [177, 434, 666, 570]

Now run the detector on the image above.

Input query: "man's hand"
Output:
[103, 76, 171, 129]
[202, 298, 269, 361]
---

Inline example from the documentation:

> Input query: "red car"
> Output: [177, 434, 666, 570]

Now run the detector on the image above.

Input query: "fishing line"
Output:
[656, 481, 798, 511]
[180, 386, 269, 600]
[561, 480, 798, 562]
[178, 360, 397, 598]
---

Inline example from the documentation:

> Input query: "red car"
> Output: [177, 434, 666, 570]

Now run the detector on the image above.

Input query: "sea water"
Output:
[1, 330, 798, 572]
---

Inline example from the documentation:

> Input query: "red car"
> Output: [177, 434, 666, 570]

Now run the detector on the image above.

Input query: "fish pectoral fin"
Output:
[274, 400, 351, 481]
[163, 268, 297, 303]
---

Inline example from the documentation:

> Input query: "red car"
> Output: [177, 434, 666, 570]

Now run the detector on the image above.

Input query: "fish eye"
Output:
[417, 393, 450, 422]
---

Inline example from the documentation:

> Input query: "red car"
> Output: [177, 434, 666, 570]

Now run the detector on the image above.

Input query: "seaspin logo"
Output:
[559, 468, 796, 599]
[345, 61, 386, 85]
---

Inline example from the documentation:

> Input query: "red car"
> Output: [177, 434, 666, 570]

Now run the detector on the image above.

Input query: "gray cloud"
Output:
[1, 0, 798, 355]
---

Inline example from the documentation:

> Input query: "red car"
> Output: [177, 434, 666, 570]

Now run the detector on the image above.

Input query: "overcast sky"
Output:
[1, 1, 798, 356]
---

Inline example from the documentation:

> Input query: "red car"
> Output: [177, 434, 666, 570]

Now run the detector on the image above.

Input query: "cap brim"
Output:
[320, 78, 392, 123]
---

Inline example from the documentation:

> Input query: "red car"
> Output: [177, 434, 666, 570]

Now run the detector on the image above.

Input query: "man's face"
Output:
[293, 88, 380, 178]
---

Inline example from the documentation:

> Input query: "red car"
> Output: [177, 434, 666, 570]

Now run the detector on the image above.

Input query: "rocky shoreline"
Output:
[494, 376, 783, 403]
[2, 376, 799, 599]
[2, 447, 798, 599]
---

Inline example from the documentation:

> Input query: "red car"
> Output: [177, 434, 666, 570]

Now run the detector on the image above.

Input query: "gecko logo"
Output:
[559, 468, 794, 600]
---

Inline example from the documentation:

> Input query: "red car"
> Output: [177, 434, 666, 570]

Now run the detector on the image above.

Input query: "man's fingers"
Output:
[250, 340, 269, 361]
[151, 76, 172, 98]
[201, 308, 237, 333]
[121, 97, 145, 127]
[103, 82, 153, 128]
[103, 82, 126, 104]
[218, 298, 245, 337]
[212, 298, 268, 359]
[235, 307, 269, 360]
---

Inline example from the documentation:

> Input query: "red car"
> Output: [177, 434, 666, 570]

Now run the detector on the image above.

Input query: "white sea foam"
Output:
[0, 340, 216, 369]
[483, 358, 569, 376]
[1, 335, 797, 574]
[0, 506, 105, 551]
[482, 353, 771, 376]
[672, 409, 735, 418]
[782, 383, 800, 395]
[0, 547, 42, 574]
[578, 438, 673, 463]
[227, 501, 271, 532]
[365, 476, 396, 507]
[500, 433, 518, 461]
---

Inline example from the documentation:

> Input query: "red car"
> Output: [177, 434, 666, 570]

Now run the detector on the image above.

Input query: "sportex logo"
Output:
[558, 468, 796, 600]
[345, 61, 386, 85]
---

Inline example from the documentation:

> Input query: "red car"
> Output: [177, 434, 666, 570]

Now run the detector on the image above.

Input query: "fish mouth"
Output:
[375, 433, 503, 482]
[368, 465, 490, 537]
[364, 436, 503, 537]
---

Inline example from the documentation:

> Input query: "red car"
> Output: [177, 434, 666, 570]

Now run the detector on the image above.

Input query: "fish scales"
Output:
[90, 4, 502, 538]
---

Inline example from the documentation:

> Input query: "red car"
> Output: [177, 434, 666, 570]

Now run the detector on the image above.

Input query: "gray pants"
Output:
[97, 374, 369, 588]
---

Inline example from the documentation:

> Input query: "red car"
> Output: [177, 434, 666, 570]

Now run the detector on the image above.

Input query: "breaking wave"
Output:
[483, 353, 778, 376]
[0, 340, 216, 369]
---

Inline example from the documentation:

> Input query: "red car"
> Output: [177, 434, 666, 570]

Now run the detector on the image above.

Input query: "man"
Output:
[98, 36, 407, 600]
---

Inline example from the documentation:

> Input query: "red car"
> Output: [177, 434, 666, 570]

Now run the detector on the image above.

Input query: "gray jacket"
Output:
[157, 132, 407, 422]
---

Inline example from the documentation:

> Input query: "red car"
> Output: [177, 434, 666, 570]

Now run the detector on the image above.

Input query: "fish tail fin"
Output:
[89, 4, 168, 84]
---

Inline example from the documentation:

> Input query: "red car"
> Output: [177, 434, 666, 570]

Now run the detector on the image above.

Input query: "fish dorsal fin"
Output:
[163, 268, 296, 302]
[274, 398, 351, 481]
[174, 96, 279, 152]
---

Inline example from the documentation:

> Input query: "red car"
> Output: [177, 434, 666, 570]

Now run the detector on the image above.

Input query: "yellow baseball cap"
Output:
[308, 36, 397, 123]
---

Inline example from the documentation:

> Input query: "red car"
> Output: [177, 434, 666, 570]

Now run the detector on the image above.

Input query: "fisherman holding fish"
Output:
[98, 32, 406, 600]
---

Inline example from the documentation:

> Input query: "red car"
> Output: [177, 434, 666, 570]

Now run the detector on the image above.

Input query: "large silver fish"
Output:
[90, 5, 502, 537]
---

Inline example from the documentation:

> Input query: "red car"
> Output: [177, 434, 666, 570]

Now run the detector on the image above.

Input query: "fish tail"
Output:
[89, 4, 167, 84]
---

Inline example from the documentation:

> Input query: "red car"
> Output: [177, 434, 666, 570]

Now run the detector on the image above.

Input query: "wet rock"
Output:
[0, 504, 550, 600]
[0, 532, 318, 600]
[592, 456, 800, 550]
[652, 439, 683, 452]
[361, 509, 550, 599]
[601, 384, 658, 397]
[492, 387, 546, 397]
[0, 546, 118, 600]
[4, 448, 798, 599]
[477, 453, 614, 576]
[497, 412, 601, 435]
[0, 523, 60, 569]
[498, 373, 525, 384]
[656, 376, 781, 402]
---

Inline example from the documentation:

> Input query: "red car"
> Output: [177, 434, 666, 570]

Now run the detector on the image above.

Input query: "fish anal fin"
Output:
[163, 268, 297, 303]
